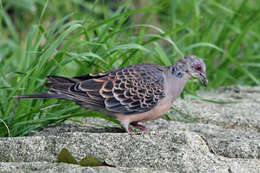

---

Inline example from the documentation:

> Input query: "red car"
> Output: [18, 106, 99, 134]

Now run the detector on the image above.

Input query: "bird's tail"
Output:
[13, 91, 72, 100]
[14, 75, 78, 100]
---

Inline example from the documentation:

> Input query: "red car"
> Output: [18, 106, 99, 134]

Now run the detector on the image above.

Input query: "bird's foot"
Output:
[125, 127, 132, 133]
[130, 122, 150, 132]
[120, 121, 150, 133]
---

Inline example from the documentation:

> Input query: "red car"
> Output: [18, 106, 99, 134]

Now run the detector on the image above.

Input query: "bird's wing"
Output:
[46, 64, 166, 115]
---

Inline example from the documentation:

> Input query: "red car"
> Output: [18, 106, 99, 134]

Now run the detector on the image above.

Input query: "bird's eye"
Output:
[195, 65, 202, 71]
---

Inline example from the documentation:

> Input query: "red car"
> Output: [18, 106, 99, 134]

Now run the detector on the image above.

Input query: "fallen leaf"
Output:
[80, 156, 115, 167]
[56, 148, 78, 165]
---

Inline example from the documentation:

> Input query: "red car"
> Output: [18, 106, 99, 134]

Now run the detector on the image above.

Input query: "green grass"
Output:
[0, 0, 259, 136]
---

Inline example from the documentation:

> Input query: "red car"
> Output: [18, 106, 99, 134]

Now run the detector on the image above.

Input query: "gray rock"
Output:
[172, 85, 260, 131]
[0, 130, 260, 173]
[146, 120, 260, 159]
[0, 162, 171, 173]
[0, 86, 260, 173]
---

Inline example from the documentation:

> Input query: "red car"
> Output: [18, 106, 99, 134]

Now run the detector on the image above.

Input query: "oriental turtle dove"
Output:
[15, 55, 208, 132]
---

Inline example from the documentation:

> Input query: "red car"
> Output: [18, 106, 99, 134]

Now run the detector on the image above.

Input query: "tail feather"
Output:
[45, 82, 74, 91]
[46, 75, 79, 83]
[14, 75, 85, 101]
[13, 92, 72, 100]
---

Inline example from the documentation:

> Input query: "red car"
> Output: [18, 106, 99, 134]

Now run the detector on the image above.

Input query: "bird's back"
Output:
[25, 64, 168, 117]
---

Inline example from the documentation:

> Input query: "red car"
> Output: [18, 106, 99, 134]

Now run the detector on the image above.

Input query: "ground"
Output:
[0, 86, 259, 173]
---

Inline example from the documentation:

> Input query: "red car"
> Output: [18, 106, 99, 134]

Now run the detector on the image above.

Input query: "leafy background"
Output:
[0, 0, 259, 136]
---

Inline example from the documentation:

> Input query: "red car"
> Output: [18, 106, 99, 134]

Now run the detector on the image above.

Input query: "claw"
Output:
[130, 122, 150, 132]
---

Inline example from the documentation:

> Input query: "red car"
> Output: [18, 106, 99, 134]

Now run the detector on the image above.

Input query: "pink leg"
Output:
[120, 121, 132, 133]
[125, 127, 132, 133]
[130, 122, 150, 132]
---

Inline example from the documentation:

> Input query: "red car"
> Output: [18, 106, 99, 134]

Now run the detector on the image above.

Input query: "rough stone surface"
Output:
[0, 86, 260, 173]
[0, 162, 171, 173]
[173, 85, 260, 132]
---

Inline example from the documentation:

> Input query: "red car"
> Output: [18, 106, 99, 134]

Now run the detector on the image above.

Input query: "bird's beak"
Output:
[199, 73, 208, 87]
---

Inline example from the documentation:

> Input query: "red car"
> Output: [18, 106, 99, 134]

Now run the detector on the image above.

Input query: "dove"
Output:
[15, 55, 208, 132]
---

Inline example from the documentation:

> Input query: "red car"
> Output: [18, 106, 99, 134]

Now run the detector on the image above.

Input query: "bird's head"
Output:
[174, 55, 208, 87]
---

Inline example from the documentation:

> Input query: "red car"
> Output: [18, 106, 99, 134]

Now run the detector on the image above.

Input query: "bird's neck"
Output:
[166, 65, 191, 102]
[171, 64, 190, 80]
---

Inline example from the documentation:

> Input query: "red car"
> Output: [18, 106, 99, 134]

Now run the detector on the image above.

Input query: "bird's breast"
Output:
[115, 95, 173, 123]
[166, 74, 188, 102]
